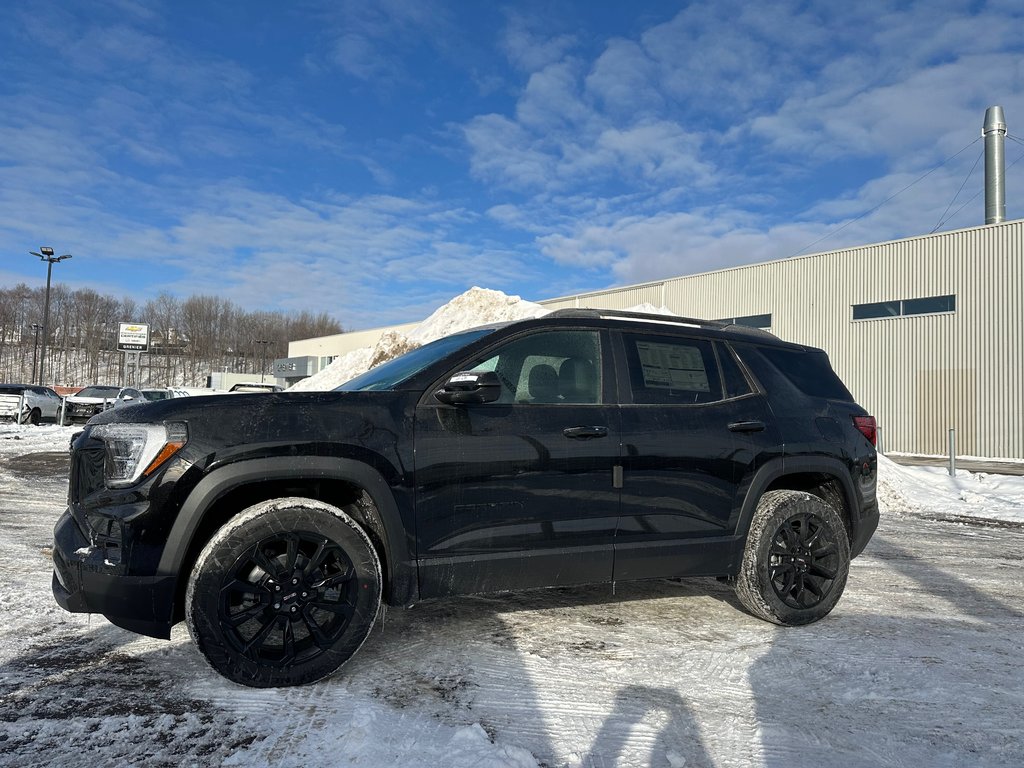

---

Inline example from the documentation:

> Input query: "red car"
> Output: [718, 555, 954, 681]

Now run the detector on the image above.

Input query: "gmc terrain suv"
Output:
[52, 310, 878, 687]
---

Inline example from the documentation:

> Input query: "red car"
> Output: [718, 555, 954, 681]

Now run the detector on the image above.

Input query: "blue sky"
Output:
[2, 0, 1023, 330]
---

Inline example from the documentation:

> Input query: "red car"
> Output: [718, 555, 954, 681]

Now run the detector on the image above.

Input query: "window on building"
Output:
[903, 295, 956, 315]
[852, 294, 956, 321]
[714, 314, 772, 329]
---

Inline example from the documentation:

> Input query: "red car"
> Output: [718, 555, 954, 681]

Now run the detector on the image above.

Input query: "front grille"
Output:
[69, 437, 106, 504]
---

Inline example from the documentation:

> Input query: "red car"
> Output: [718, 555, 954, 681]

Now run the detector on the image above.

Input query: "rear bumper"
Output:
[850, 497, 879, 558]
[52, 508, 176, 639]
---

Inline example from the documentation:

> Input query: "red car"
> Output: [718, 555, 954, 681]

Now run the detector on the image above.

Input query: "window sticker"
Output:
[636, 341, 710, 391]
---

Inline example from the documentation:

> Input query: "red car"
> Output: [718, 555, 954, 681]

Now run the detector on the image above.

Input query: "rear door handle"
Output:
[728, 420, 765, 433]
[563, 425, 609, 440]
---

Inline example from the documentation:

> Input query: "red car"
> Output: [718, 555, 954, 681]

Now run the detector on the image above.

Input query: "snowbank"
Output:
[878, 453, 1024, 524]
[289, 287, 549, 391]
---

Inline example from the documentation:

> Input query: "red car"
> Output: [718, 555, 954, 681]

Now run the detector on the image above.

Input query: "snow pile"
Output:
[289, 287, 549, 391]
[877, 453, 1024, 524]
[624, 302, 677, 316]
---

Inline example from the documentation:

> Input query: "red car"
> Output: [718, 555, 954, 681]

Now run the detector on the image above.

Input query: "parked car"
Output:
[0, 384, 63, 425]
[61, 385, 144, 424]
[140, 388, 179, 402]
[227, 382, 283, 393]
[52, 309, 878, 687]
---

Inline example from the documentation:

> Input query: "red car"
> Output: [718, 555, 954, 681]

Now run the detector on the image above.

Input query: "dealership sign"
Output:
[117, 322, 150, 352]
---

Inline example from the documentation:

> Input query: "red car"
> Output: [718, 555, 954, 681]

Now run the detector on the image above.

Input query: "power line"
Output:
[935, 137, 1024, 228]
[788, 137, 981, 258]
[931, 147, 983, 233]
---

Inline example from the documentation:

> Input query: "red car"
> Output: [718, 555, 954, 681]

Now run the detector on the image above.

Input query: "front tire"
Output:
[186, 497, 382, 687]
[735, 490, 850, 626]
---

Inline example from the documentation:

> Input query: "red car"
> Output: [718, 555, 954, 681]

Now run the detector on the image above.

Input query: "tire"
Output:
[735, 489, 850, 626]
[28, 409, 41, 426]
[185, 497, 382, 687]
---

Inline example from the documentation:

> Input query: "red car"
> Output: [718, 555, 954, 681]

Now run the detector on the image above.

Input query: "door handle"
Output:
[563, 425, 609, 440]
[728, 420, 765, 433]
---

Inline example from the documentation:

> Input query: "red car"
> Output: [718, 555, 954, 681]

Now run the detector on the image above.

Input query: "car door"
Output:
[613, 331, 782, 580]
[414, 328, 620, 597]
[32, 387, 61, 420]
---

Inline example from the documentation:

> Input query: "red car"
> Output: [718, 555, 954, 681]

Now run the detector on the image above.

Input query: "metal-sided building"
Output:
[286, 108, 1020, 459]
[286, 218, 1022, 459]
[537, 219, 1023, 460]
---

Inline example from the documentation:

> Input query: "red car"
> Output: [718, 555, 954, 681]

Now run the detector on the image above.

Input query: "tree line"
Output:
[0, 283, 342, 387]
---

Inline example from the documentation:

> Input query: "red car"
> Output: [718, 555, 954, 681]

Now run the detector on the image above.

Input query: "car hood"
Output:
[66, 395, 119, 405]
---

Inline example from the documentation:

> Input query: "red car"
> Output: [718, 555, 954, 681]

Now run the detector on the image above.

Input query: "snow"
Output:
[2, 421, 1023, 766]
[878, 454, 1024, 525]
[288, 287, 549, 391]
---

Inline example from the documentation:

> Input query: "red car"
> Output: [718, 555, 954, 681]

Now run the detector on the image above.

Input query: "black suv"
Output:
[52, 310, 878, 687]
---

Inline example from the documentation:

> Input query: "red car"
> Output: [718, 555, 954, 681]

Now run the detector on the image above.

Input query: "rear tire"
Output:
[735, 490, 850, 626]
[186, 497, 382, 687]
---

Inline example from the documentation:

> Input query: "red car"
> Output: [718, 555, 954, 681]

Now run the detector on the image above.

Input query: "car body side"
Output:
[52, 315, 878, 640]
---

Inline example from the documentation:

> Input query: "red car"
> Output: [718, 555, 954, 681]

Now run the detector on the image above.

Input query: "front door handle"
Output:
[563, 425, 609, 440]
[728, 420, 766, 433]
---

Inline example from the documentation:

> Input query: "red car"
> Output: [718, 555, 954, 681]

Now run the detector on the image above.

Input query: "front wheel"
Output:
[186, 497, 382, 687]
[735, 490, 850, 626]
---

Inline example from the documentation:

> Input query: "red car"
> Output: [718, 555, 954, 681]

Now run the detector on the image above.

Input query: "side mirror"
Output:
[434, 370, 502, 405]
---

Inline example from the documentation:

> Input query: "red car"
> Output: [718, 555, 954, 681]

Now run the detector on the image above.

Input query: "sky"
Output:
[1, 1, 1023, 331]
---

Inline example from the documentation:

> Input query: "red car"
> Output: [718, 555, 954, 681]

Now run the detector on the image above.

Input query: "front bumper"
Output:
[52, 508, 176, 639]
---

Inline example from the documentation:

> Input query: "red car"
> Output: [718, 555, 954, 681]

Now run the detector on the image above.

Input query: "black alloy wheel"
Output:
[767, 511, 841, 610]
[218, 531, 360, 669]
[735, 489, 851, 626]
[186, 498, 382, 687]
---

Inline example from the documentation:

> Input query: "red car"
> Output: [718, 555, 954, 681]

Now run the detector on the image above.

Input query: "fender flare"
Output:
[736, 456, 859, 541]
[157, 456, 417, 604]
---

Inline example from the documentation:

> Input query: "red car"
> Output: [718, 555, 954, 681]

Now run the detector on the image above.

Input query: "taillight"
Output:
[853, 415, 877, 446]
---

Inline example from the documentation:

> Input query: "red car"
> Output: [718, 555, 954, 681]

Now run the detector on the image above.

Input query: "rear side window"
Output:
[623, 334, 723, 404]
[717, 343, 753, 399]
[758, 347, 853, 401]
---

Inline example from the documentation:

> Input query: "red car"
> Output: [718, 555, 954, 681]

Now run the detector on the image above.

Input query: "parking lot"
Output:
[1, 427, 1023, 767]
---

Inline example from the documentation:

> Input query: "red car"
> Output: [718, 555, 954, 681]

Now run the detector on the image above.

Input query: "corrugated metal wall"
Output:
[541, 220, 1024, 460]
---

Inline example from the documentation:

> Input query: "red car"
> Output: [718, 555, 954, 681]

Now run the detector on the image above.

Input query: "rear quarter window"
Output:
[756, 347, 853, 401]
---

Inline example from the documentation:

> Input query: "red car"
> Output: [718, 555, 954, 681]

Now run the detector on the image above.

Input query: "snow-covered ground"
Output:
[1, 422, 1022, 767]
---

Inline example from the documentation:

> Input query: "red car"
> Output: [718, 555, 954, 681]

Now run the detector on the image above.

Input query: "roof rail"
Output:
[546, 307, 726, 328]
[545, 307, 776, 338]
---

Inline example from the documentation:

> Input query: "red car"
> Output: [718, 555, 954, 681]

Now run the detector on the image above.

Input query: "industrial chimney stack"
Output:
[983, 106, 1006, 224]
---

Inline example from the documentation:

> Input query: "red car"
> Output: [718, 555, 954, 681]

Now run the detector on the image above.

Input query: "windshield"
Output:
[338, 328, 496, 392]
[76, 386, 121, 398]
[142, 390, 170, 401]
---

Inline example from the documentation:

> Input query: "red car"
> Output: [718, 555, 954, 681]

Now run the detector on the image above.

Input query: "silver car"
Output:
[0, 384, 64, 425]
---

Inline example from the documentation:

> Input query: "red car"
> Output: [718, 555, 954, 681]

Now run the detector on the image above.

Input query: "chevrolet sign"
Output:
[117, 322, 150, 352]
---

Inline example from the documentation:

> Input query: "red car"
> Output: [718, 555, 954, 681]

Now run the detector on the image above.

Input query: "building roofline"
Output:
[539, 218, 1023, 306]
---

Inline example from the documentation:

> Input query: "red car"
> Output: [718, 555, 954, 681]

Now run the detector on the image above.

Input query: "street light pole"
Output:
[30, 324, 42, 385]
[255, 339, 270, 383]
[29, 247, 72, 386]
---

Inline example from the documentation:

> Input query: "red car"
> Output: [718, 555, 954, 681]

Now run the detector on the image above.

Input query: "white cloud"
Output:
[501, 12, 576, 72]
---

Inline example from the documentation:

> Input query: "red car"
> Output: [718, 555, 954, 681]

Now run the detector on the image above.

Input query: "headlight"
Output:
[90, 422, 188, 488]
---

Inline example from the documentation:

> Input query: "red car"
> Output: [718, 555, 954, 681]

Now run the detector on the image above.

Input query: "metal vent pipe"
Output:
[983, 106, 1006, 224]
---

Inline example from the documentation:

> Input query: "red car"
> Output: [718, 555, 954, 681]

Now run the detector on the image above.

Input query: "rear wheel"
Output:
[186, 497, 382, 687]
[28, 408, 41, 426]
[735, 490, 850, 625]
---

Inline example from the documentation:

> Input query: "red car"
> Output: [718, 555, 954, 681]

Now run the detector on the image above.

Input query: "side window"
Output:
[717, 342, 753, 399]
[464, 330, 602, 404]
[624, 333, 723, 405]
